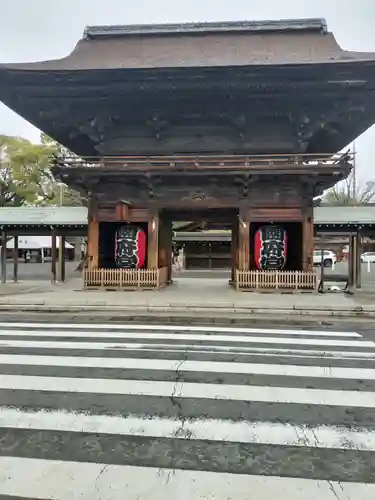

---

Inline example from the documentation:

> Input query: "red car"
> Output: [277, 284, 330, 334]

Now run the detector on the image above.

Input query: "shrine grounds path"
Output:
[3, 261, 375, 288]
[1, 262, 375, 326]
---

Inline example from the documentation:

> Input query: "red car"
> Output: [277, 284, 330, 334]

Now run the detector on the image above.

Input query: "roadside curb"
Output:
[2, 311, 373, 328]
[0, 303, 374, 318]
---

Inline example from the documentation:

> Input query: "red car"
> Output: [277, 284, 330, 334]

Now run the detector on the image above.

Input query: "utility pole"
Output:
[352, 141, 357, 202]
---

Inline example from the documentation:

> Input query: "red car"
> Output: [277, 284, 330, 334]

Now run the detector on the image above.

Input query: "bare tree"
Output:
[323, 173, 375, 205]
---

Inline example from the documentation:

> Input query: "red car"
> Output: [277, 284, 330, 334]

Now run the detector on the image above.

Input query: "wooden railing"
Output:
[235, 270, 318, 290]
[84, 267, 169, 289]
[55, 152, 353, 171]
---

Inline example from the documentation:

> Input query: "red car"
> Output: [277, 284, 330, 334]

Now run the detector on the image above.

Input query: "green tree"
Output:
[0, 135, 30, 206]
[0, 134, 86, 207]
[41, 133, 87, 206]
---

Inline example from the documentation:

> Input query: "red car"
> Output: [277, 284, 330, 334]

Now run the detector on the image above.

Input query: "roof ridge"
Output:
[83, 18, 328, 39]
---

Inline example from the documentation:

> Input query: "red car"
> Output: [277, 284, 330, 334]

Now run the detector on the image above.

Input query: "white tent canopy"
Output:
[6, 236, 74, 250]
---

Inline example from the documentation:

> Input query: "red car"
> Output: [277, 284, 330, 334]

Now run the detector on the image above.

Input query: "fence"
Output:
[235, 270, 317, 290]
[84, 267, 169, 289]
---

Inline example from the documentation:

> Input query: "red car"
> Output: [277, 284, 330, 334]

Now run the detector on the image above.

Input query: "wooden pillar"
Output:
[13, 235, 18, 282]
[348, 235, 353, 287]
[355, 232, 362, 289]
[51, 230, 57, 284]
[348, 235, 357, 288]
[72, 236, 82, 261]
[148, 211, 159, 269]
[158, 216, 172, 282]
[238, 209, 250, 270]
[166, 220, 173, 282]
[319, 234, 325, 292]
[167, 232, 173, 282]
[87, 198, 99, 270]
[1, 230, 7, 284]
[231, 217, 239, 283]
[302, 212, 314, 271]
[58, 234, 66, 282]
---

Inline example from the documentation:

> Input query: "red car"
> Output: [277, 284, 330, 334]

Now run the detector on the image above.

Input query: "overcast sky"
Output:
[1, 0, 375, 181]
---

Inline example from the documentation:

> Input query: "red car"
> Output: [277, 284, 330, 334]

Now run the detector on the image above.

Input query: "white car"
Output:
[361, 252, 375, 263]
[313, 250, 337, 267]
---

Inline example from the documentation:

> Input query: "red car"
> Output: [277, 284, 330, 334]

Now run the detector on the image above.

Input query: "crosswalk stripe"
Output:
[0, 327, 362, 338]
[0, 353, 374, 380]
[5, 343, 375, 363]
[71, 345, 375, 360]
[0, 321, 374, 497]
[1, 457, 374, 500]
[1, 407, 374, 451]
[1, 374, 375, 407]
[0, 322, 361, 336]
[0, 336, 372, 348]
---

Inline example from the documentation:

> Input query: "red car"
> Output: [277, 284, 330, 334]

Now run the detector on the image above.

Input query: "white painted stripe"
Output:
[0, 336, 372, 349]
[0, 457, 373, 499]
[198, 346, 375, 358]
[21, 344, 375, 362]
[2, 338, 374, 360]
[0, 321, 360, 336]
[117, 344, 375, 360]
[0, 353, 374, 380]
[182, 360, 375, 380]
[1, 375, 374, 407]
[119, 346, 375, 361]
[0, 327, 361, 338]
[0, 407, 373, 451]
[161, 345, 375, 359]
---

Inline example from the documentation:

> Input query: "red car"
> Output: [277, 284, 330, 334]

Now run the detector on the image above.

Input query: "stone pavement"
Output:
[0, 276, 374, 319]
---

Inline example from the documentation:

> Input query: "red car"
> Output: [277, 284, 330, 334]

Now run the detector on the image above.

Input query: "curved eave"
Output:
[1, 60, 375, 157]
[2, 47, 375, 73]
[2, 59, 375, 90]
[1, 61, 375, 122]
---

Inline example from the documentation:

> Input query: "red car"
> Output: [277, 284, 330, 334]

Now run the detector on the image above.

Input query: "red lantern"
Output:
[115, 225, 146, 269]
[254, 225, 287, 270]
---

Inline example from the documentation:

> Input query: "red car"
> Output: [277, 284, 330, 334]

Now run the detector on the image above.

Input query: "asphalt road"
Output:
[0, 318, 374, 499]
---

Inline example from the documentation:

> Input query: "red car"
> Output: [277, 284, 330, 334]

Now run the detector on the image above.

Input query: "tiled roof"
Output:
[315, 205, 375, 225]
[84, 19, 328, 39]
[0, 205, 374, 228]
[3, 18, 375, 71]
[0, 206, 87, 227]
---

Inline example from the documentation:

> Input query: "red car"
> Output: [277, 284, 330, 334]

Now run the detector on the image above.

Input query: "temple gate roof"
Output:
[1, 18, 375, 156]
